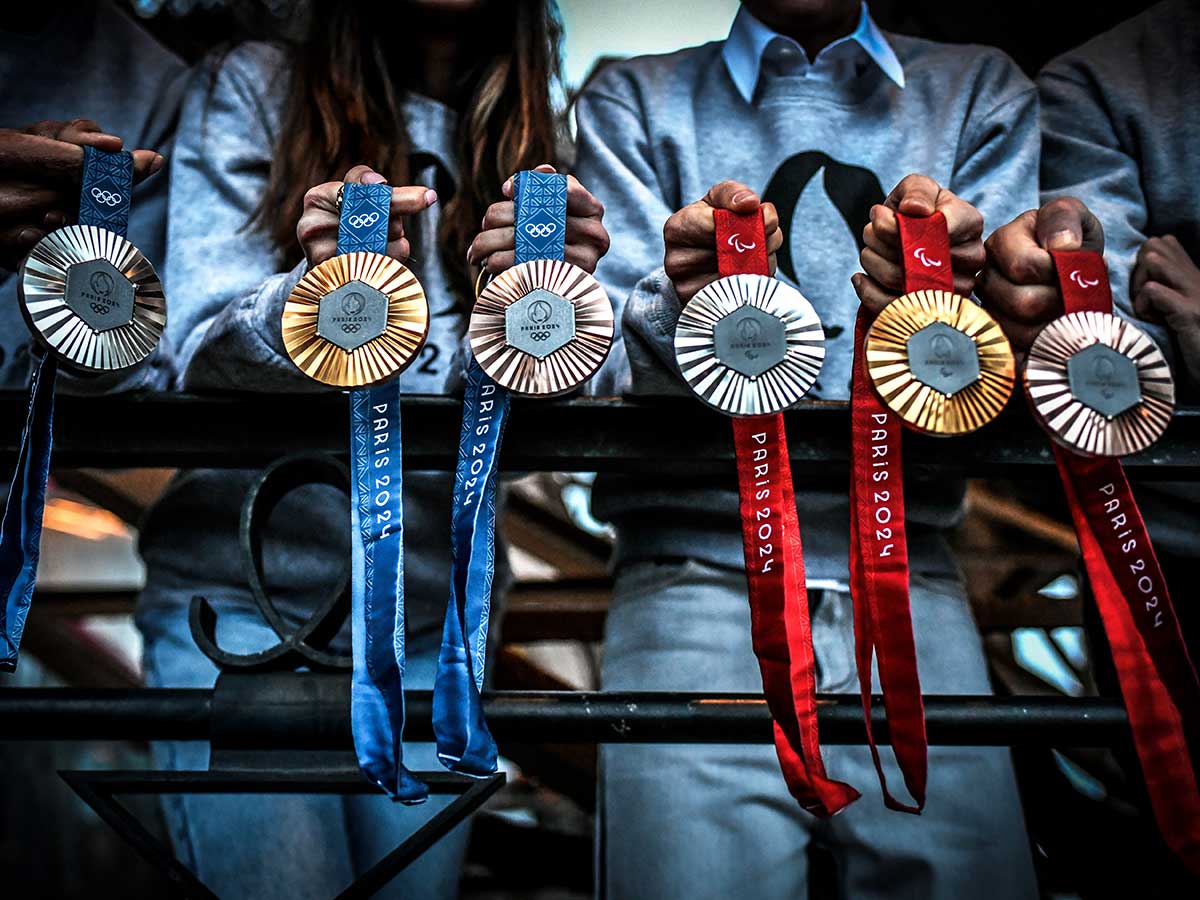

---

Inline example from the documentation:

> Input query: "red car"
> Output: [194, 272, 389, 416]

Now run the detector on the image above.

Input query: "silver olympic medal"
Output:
[18, 225, 166, 373]
[674, 273, 825, 416]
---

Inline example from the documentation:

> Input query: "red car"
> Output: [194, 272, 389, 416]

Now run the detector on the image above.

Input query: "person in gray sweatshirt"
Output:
[1038, 0, 1200, 581]
[134, 2, 608, 898]
[572, 2, 1039, 897]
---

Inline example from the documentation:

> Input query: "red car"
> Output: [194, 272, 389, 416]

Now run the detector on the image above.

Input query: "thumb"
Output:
[886, 174, 939, 217]
[1036, 197, 1105, 253]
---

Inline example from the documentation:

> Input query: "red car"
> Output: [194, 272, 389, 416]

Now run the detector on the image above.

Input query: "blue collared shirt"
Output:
[722, 2, 905, 103]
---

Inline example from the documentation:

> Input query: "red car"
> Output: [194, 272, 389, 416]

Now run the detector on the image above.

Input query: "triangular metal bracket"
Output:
[59, 769, 505, 900]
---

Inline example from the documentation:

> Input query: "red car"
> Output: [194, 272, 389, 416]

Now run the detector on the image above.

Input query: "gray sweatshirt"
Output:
[575, 7, 1039, 583]
[137, 43, 471, 639]
[1040, 0, 1200, 559]
[0, 1, 185, 393]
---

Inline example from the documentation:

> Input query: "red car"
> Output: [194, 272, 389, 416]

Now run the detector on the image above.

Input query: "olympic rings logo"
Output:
[524, 222, 558, 238]
[341, 323, 362, 334]
[90, 188, 123, 207]
[347, 212, 380, 228]
[529, 332, 551, 341]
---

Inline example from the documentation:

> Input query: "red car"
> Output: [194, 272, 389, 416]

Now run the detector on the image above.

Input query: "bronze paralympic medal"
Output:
[468, 258, 613, 397]
[674, 273, 825, 417]
[18, 224, 166, 374]
[282, 251, 429, 388]
[1025, 310, 1174, 457]
[865, 289, 1014, 435]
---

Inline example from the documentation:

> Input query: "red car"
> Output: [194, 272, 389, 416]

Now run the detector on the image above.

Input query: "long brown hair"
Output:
[246, 0, 562, 303]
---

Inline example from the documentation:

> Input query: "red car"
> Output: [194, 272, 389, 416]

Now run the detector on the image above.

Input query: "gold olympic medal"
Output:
[674, 273, 825, 417]
[468, 258, 613, 397]
[282, 251, 429, 388]
[18, 225, 166, 373]
[1025, 310, 1174, 457]
[865, 289, 1014, 435]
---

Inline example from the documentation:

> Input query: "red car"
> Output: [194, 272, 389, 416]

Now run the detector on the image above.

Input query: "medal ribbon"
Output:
[716, 208, 859, 815]
[845, 213, 945, 811]
[1, 147, 133, 672]
[342, 182, 426, 802]
[433, 170, 565, 774]
[1046, 250, 1200, 869]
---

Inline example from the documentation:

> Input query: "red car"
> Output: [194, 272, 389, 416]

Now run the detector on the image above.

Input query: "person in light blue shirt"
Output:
[572, 2, 1040, 897]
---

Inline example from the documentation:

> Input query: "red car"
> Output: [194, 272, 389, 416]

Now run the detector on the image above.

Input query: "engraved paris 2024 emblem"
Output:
[712, 305, 787, 379]
[63, 257, 136, 332]
[504, 287, 576, 359]
[905, 321, 980, 396]
[316, 280, 389, 352]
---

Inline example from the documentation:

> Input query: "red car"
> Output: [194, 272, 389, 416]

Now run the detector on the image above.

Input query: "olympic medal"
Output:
[1025, 310, 1173, 457]
[674, 273, 825, 417]
[283, 251, 429, 388]
[17, 225, 165, 373]
[865, 289, 1014, 435]
[468, 258, 613, 397]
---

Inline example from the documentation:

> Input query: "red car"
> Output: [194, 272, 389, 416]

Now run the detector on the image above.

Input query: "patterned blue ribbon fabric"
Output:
[342, 182, 427, 802]
[433, 170, 567, 774]
[0, 147, 133, 672]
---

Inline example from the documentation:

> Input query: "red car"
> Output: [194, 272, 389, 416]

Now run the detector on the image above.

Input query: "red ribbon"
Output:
[1047, 249, 1200, 871]
[846, 212, 947, 812]
[717, 208, 859, 815]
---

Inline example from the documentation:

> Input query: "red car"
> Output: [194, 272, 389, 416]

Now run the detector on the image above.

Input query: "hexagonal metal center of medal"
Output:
[505, 288, 576, 358]
[906, 322, 980, 396]
[712, 306, 787, 379]
[1067, 342, 1142, 419]
[317, 280, 389, 352]
[64, 258, 135, 332]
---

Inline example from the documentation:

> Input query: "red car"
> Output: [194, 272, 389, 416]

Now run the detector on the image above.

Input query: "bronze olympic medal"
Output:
[18, 224, 165, 373]
[674, 273, 825, 417]
[1025, 310, 1174, 457]
[282, 251, 429, 388]
[865, 289, 1014, 435]
[468, 258, 613, 397]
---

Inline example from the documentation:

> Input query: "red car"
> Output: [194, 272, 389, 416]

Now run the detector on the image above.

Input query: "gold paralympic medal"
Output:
[1025, 310, 1174, 457]
[283, 251, 429, 388]
[674, 273, 825, 417]
[18, 225, 166, 373]
[468, 258, 613, 397]
[865, 289, 1014, 435]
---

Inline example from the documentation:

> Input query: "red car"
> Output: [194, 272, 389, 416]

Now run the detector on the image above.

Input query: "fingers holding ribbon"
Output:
[858, 178, 984, 312]
[665, 181, 782, 303]
[470, 163, 609, 277]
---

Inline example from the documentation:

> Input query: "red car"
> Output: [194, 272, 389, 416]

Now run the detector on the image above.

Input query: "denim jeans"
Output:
[598, 558, 1038, 900]
[137, 588, 469, 900]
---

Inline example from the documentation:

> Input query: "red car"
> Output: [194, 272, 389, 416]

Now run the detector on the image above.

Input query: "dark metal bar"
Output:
[1, 392, 1197, 475]
[1, 685, 1131, 747]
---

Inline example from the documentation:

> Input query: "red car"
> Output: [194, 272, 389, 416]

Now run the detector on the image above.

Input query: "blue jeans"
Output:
[599, 559, 1038, 900]
[138, 590, 469, 900]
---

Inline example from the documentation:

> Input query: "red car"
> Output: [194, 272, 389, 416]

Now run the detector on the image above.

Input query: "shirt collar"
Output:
[722, 2, 905, 102]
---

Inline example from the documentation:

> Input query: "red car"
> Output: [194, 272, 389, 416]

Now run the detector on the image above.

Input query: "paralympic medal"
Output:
[1026, 310, 1173, 457]
[864, 213, 1014, 435]
[1026, 249, 1200, 874]
[674, 272, 825, 416]
[668, 207, 858, 817]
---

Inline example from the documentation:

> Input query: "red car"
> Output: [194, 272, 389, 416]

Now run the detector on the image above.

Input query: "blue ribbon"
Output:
[1, 147, 132, 672]
[341, 182, 427, 802]
[433, 171, 567, 774]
